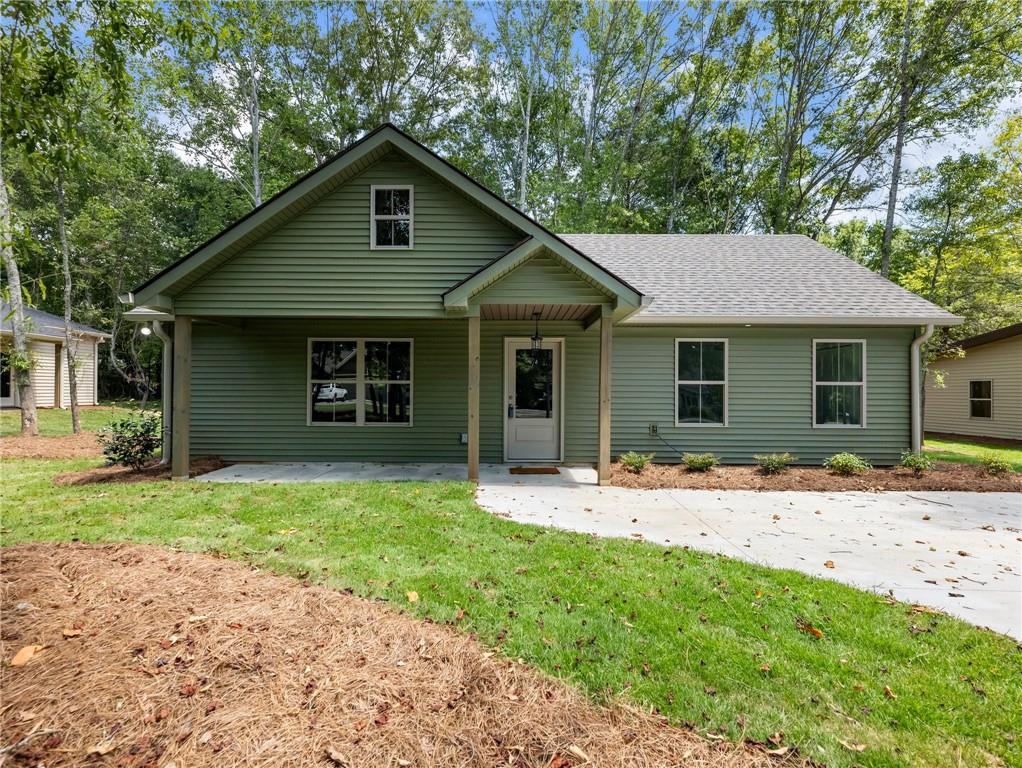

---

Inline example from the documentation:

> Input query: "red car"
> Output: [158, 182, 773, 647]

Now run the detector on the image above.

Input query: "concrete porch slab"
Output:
[195, 462, 598, 485]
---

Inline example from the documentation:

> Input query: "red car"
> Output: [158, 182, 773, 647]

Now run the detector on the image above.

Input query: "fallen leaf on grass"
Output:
[796, 619, 824, 639]
[883, 686, 897, 699]
[10, 645, 44, 666]
[406, 591, 419, 603]
[840, 740, 867, 752]
[326, 747, 349, 765]
[759, 663, 771, 673]
[765, 746, 789, 756]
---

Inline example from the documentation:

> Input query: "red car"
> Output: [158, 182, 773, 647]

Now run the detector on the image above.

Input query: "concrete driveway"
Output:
[476, 471, 1022, 639]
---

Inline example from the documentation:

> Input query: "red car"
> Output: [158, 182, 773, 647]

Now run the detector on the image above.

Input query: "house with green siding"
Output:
[123, 124, 960, 484]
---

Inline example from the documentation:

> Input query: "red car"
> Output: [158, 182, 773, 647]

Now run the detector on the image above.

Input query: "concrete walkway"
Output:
[196, 462, 1021, 638]
[477, 474, 1022, 639]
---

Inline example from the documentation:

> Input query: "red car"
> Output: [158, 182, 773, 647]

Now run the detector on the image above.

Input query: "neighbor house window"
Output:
[370, 185, 413, 248]
[309, 339, 412, 425]
[969, 380, 992, 418]
[814, 340, 865, 427]
[676, 339, 727, 425]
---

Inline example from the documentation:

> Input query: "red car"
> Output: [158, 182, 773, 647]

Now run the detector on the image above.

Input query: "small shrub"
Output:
[99, 412, 162, 470]
[682, 452, 719, 472]
[619, 451, 655, 473]
[899, 451, 934, 476]
[753, 452, 797, 475]
[823, 452, 872, 476]
[980, 453, 1012, 476]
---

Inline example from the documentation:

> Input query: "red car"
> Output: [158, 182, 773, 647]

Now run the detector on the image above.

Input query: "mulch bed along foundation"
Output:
[611, 462, 1021, 492]
[0, 543, 789, 768]
[51, 456, 227, 486]
[0, 432, 101, 460]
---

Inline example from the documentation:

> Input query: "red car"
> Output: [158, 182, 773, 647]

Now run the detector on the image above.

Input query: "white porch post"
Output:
[171, 315, 191, 480]
[598, 306, 612, 485]
[467, 312, 480, 481]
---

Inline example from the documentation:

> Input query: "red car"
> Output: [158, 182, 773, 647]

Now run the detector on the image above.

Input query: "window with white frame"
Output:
[309, 339, 411, 425]
[676, 339, 727, 425]
[370, 186, 413, 248]
[969, 380, 992, 418]
[813, 340, 865, 427]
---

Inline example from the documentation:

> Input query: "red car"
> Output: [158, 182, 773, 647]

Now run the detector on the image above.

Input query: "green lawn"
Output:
[1, 459, 1019, 768]
[924, 435, 1022, 471]
[0, 401, 150, 437]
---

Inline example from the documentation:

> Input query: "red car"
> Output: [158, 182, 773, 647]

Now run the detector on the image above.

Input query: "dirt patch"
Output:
[0, 432, 101, 459]
[0, 543, 787, 768]
[612, 462, 1021, 492]
[52, 456, 228, 486]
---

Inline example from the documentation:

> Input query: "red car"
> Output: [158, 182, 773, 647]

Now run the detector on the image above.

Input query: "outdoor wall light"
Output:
[531, 311, 543, 350]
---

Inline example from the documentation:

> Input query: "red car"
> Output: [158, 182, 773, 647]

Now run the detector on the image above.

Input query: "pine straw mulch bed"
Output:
[0, 432, 101, 460]
[0, 542, 792, 768]
[611, 462, 1021, 492]
[52, 457, 228, 486]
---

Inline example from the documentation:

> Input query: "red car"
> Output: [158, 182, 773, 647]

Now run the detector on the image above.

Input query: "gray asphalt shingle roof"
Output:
[1, 303, 108, 339]
[559, 234, 959, 324]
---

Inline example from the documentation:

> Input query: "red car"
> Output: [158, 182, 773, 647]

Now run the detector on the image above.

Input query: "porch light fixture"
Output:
[530, 311, 543, 350]
[139, 325, 152, 336]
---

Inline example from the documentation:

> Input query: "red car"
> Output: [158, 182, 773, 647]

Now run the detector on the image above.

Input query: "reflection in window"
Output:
[515, 349, 553, 418]
[814, 341, 864, 426]
[969, 380, 992, 418]
[309, 339, 412, 425]
[371, 187, 413, 248]
[676, 340, 727, 425]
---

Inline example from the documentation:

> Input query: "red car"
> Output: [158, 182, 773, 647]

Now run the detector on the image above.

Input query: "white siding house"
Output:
[925, 324, 1022, 441]
[1, 304, 108, 409]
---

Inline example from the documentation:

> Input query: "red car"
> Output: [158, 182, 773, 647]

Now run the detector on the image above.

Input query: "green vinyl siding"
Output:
[472, 252, 612, 306]
[611, 325, 913, 465]
[188, 319, 598, 463]
[188, 320, 912, 465]
[174, 153, 523, 317]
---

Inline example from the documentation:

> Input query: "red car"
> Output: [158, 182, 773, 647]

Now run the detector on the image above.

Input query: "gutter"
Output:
[910, 324, 935, 453]
[152, 321, 173, 465]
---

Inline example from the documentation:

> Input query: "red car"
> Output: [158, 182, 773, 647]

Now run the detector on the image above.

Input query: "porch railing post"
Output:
[467, 312, 480, 481]
[598, 307, 612, 485]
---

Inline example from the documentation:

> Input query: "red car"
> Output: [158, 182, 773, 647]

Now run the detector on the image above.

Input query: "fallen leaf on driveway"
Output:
[10, 645, 44, 666]
[957, 550, 970, 557]
[824, 560, 835, 569]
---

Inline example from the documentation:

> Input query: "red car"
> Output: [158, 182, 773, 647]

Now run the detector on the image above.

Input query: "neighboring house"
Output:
[1, 303, 109, 409]
[123, 124, 959, 483]
[925, 324, 1022, 441]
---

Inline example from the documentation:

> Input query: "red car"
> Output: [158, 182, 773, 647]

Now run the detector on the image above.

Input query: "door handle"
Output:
[507, 404, 515, 418]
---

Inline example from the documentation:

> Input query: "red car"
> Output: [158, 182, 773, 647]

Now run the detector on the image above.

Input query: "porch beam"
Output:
[598, 307, 613, 485]
[467, 313, 480, 482]
[171, 315, 192, 480]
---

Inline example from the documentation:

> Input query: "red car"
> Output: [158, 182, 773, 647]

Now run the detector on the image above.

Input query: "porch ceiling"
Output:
[479, 304, 596, 321]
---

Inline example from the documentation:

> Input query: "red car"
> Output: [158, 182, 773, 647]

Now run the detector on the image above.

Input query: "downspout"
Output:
[910, 323, 935, 453]
[152, 321, 173, 465]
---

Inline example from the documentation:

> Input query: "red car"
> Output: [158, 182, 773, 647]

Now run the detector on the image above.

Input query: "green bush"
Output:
[753, 452, 797, 475]
[98, 413, 162, 470]
[823, 452, 872, 476]
[980, 453, 1012, 476]
[899, 451, 934, 476]
[682, 452, 719, 472]
[619, 451, 655, 473]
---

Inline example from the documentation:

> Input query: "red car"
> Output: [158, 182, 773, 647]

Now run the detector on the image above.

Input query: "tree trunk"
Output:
[250, 65, 262, 206]
[517, 84, 533, 210]
[0, 145, 39, 436]
[881, 0, 914, 278]
[56, 174, 80, 434]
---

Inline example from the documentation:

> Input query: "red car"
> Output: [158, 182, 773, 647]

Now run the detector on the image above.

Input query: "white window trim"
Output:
[812, 338, 867, 429]
[369, 185, 414, 249]
[674, 338, 729, 427]
[307, 337, 413, 427]
[968, 379, 993, 419]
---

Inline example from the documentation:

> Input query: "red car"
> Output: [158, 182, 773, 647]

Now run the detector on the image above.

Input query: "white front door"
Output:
[504, 338, 562, 462]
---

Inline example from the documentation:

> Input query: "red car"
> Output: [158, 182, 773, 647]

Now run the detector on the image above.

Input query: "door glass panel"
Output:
[515, 348, 553, 418]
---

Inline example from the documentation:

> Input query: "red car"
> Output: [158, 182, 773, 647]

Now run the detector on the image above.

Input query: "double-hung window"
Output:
[676, 339, 727, 425]
[370, 185, 413, 248]
[813, 340, 865, 427]
[309, 339, 412, 425]
[969, 380, 992, 418]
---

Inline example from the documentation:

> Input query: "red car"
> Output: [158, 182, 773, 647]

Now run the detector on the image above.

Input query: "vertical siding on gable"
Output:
[174, 153, 523, 317]
[925, 336, 1022, 440]
[612, 325, 914, 464]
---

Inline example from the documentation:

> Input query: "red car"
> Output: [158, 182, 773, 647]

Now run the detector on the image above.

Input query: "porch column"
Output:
[171, 315, 192, 480]
[598, 307, 612, 485]
[467, 312, 480, 482]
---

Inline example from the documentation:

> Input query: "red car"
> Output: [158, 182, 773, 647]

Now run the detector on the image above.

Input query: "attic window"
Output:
[371, 185, 413, 249]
